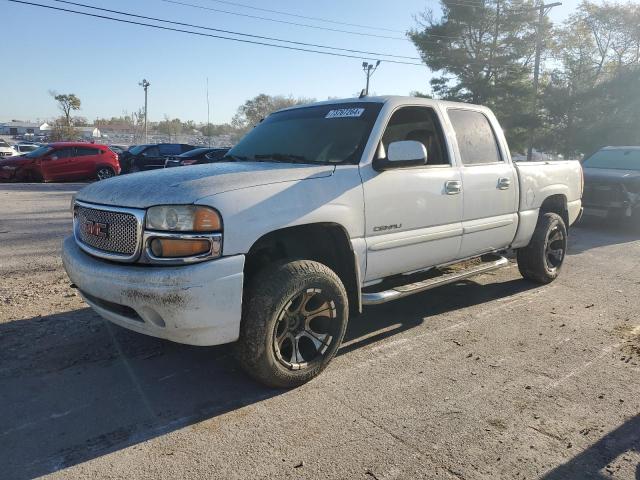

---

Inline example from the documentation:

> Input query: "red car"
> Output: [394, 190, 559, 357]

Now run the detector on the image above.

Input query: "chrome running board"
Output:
[361, 256, 509, 305]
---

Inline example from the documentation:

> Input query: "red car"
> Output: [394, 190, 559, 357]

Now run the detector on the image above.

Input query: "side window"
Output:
[158, 144, 181, 156]
[448, 109, 502, 166]
[206, 150, 228, 160]
[380, 107, 449, 165]
[75, 147, 99, 156]
[142, 146, 160, 157]
[52, 148, 74, 159]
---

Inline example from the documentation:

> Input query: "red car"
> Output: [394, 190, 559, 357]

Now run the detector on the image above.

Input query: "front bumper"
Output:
[62, 236, 244, 346]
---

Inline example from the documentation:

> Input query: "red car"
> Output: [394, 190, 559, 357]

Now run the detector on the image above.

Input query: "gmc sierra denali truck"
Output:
[62, 96, 583, 387]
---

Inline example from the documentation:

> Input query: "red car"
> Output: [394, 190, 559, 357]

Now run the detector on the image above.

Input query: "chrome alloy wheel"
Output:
[544, 225, 566, 270]
[273, 288, 337, 370]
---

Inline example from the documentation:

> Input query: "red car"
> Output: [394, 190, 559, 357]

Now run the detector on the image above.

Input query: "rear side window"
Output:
[75, 147, 99, 156]
[158, 144, 182, 155]
[448, 109, 502, 165]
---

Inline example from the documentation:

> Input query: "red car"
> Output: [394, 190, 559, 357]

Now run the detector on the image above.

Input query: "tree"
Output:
[157, 116, 183, 139]
[49, 92, 81, 126]
[409, 0, 540, 151]
[540, 1, 640, 155]
[232, 94, 315, 130]
[49, 118, 78, 142]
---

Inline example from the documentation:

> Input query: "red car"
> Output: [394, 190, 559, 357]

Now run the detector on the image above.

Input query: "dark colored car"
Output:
[164, 147, 230, 168]
[108, 145, 127, 155]
[0, 142, 120, 182]
[582, 146, 640, 221]
[118, 143, 197, 173]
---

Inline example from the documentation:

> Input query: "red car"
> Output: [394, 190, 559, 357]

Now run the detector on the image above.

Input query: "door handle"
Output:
[445, 180, 462, 195]
[497, 177, 511, 190]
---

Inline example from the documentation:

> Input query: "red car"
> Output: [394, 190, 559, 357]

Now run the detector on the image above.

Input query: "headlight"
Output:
[144, 205, 223, 263]
[146, 205, 222, 232]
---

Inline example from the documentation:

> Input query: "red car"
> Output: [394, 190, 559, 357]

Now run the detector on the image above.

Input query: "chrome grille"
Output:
[75, 205, 140, 256]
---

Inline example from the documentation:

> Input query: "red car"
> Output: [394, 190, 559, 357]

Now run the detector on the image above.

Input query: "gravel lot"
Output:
[1, 183, 639, 480]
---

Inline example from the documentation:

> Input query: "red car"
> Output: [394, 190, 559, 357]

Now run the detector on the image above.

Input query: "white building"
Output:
[0, 121, 50, 136]
[76, 126, 101, 139]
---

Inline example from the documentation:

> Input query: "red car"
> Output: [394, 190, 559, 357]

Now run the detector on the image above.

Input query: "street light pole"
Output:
[527, 2, 561, 161]
[139, 79, 150, 143]
[361, 60, 381, 97]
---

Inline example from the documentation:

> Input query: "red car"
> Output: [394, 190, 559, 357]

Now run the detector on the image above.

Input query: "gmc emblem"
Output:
[83, 220, 109, 238]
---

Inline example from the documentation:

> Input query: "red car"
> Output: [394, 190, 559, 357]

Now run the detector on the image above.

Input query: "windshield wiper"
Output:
[253, 153, 311, 164]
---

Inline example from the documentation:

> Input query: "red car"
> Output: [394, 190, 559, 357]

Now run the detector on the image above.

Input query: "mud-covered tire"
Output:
[517, 212, 567, 284]
[234, 260, 349, 388]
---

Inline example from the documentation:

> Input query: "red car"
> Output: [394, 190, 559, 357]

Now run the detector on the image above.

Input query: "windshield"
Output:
[228, 102, 383, 165]
[128, 144, 151, 155]
[583, 149, 640, 170]
[178, 148, 210, 158]
[25, 145, 53, 158]
[0, 140, 9, 148]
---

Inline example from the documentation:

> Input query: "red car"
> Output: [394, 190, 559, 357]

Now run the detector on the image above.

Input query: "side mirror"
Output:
[373, 140, 427, 171]
[50, 155, 58, 161]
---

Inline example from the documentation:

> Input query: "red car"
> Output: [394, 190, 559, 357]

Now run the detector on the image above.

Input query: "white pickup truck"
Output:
[62, 96, 583, 387]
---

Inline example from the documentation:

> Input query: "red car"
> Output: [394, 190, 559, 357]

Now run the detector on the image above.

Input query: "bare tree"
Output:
[49, 91, 81, 126]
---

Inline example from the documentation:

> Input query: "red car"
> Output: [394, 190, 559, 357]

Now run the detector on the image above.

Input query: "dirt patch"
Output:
[615, 324, 640, 358]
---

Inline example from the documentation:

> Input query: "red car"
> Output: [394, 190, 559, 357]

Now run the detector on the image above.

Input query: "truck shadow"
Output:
[569, 217, 640, 255]
[0, 275, 537, 479]
[541, 415, 640, 479]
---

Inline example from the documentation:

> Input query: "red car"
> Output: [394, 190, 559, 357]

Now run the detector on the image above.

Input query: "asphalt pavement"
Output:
[0, 183, 638, 480]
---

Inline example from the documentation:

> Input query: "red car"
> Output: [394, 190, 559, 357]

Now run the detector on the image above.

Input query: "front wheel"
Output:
[235, 260, 349, 388]
[517, 212, 567, 284]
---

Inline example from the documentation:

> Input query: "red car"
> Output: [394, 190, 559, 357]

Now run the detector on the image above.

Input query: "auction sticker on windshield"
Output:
[325, 108, 365, 119]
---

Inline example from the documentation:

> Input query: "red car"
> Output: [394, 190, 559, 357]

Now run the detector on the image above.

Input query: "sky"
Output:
[1, 0, 581, 125]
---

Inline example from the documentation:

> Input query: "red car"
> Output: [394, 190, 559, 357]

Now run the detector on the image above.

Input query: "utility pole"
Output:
[139, 79, 150, 143]
[206, 77, 211, 148]
[527, 2, 561, 161]
[361, 60, 381, 97]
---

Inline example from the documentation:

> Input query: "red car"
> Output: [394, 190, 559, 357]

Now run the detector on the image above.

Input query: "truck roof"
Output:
[276, 95, 488, 114]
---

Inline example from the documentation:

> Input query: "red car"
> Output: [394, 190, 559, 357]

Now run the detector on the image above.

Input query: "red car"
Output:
[0, 142, 120, 182]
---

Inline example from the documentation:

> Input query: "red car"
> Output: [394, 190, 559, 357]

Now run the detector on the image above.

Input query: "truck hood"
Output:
[76, 161, 335, 208]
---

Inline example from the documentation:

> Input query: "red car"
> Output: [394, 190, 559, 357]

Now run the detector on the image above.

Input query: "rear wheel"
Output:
[235, 260, 349, 388]
[517, 212, 567, 284]
[96, 167, 115, 181]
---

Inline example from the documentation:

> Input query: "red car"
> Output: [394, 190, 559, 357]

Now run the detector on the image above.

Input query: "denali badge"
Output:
[373, 224, 402, 232]
[83, 220, 109, 238]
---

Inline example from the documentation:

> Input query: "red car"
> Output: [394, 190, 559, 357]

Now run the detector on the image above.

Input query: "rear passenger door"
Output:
[74, 146, 101, 178]
[447, 109, 518, 258]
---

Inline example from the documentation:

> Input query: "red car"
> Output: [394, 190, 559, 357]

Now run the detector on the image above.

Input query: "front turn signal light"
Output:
[150, 238, 212, 258]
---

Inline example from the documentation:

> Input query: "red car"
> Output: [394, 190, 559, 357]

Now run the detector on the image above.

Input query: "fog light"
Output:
[150, 238, 211, 258]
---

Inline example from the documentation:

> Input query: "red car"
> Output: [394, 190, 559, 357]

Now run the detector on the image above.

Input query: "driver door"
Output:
[39, 147, 75, 181]
[361, 106, 463, 282]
